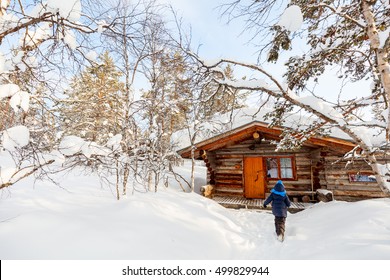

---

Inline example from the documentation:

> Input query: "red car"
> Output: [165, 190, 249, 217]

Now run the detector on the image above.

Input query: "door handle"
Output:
[255, 171, 259, 182]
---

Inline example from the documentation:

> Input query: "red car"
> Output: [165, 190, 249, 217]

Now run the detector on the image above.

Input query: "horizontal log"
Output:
[215, 154, 244, 159]
[332, 196, 362, 202]
[215, 179, 243, 184]
[215, 169, 242, 174]
[216, 177, 243, 182]
[216, 163, 243, 168]
[332, 194, 389, 202]
[213, 192, 243, 198]
[283, 191, 316, 196]
[214, 187, 244, 193]
[265, 186, 314, 193]
[296, 175, 312, 180]
[267, 182, 304, 188]
[216, 184, 243, 189]
[325, 164, 373, 170]
[325, 179, 378, 186]
[296, 164, 313, 169]
[332, 189, 388, 198]
[327, 184, 382, 191]
[216, 165, 241, 170]
[215, 157, 242, 162]
[286, 187, 314, 193]
[215, 173, 243, 178]
[215, 170, 243, 175]
[325, 169, 375, 174]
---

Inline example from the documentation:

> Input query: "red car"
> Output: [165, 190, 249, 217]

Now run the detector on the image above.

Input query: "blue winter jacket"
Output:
[263, 180, 291, 217]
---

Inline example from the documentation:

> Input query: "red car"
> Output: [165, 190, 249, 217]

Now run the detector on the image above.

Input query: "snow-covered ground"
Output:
[1, 160, 389, 260]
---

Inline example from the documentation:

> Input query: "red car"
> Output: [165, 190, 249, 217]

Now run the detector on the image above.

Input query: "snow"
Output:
[46, 0, 81, 21]
[97, 20, 107, 33]
[225, 78, 271, 90]
[378, 27, 389, 49]
[0, 12, 20, 32]
[316, 189, 332, 195]
[277, 5, 303, 32]
[0, 1, 389, 274]
[9, 90, 30, 112]
[0, 166, 18, 186]
[0, 83, 30, 112]
[62, 30, 77, 50]
[40, 150, 66, 165]
[86, 50, 98, 61]
[173, 106, 353, 151]
[21, 22, 51, 49]
[0, 83, 20, 98]
[0, 161, 389, 260]
[106, 134, 122, 150]
[1, 125, 30, 151]
[293, 94, 346, 125]
[58, 135, 111, 158]
[0, 52, 5, 73]
[58, 135, 86, 156]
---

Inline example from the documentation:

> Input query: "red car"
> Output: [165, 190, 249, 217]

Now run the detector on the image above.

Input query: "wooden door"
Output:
[244, 157, 266, 199]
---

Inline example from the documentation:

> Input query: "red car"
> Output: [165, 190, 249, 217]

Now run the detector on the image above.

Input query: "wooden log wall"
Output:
[323, 154, 388, 201]
[207, 140, 385, 201]
[209, 139, 318, 199]
[205, 139, 389, 201]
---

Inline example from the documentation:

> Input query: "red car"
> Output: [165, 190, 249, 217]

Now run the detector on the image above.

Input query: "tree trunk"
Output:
[360, 0, 390, 194]
[190, 146, 195, 192]
[362, 0, 390, 140]
[122, 163, 129, 195]
[116, 158, 120, 200]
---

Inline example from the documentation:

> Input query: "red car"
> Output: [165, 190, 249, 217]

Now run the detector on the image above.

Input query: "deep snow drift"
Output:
[0, 162, 390, 260]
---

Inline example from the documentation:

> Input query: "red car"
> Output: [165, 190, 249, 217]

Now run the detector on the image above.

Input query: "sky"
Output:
[159, 0, 255, 60]
[157, 0, 372, 104]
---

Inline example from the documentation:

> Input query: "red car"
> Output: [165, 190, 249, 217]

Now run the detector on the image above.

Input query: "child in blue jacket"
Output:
[263, 180, 291, 242]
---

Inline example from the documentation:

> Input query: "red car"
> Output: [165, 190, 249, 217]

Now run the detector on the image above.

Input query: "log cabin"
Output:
[177, 121, 390, 202]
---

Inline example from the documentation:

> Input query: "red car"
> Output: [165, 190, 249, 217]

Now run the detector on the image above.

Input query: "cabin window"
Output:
[349, 173, 377, 182]
[266, 156, 295, 179]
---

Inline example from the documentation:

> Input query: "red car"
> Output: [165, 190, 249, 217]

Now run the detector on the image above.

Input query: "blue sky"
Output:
[161, 0, 372, 106]
[160, 0, 259, 61]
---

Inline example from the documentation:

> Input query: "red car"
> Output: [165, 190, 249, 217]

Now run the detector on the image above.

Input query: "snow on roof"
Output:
[173, 106, 354, 151]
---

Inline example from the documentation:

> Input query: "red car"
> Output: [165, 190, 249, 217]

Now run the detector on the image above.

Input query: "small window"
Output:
[349, 173, 377, 182]
[266, 156, 295, 179]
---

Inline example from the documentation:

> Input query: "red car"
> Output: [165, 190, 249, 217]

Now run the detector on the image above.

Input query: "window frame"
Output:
[265, 156, 297, 181]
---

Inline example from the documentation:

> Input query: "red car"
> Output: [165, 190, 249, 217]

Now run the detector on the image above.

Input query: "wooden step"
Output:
[212, 196, 312, 212]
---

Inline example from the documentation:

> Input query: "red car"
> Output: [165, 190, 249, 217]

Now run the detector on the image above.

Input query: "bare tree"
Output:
[0, 0, 114, 189]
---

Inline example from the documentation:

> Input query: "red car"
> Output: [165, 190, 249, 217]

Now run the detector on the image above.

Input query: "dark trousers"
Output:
[274, 216, 286, 237]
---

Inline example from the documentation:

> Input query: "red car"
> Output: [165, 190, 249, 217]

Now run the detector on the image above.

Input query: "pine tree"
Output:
[59, 52, 125, 145]
[142, 51, 192, 147]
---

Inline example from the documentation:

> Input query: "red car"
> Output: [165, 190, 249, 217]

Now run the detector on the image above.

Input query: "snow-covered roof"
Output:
[177, 108, 357, 158]
[174, 106, 355, 154]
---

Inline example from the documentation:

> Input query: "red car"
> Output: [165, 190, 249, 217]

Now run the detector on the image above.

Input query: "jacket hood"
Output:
[274, 180, 285, 192]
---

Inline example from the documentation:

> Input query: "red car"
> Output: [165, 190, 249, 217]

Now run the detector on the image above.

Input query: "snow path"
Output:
[1, 168, 390, 260]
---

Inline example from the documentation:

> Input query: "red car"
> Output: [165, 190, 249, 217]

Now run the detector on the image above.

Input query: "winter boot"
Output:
[275, 216, 286, 242]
